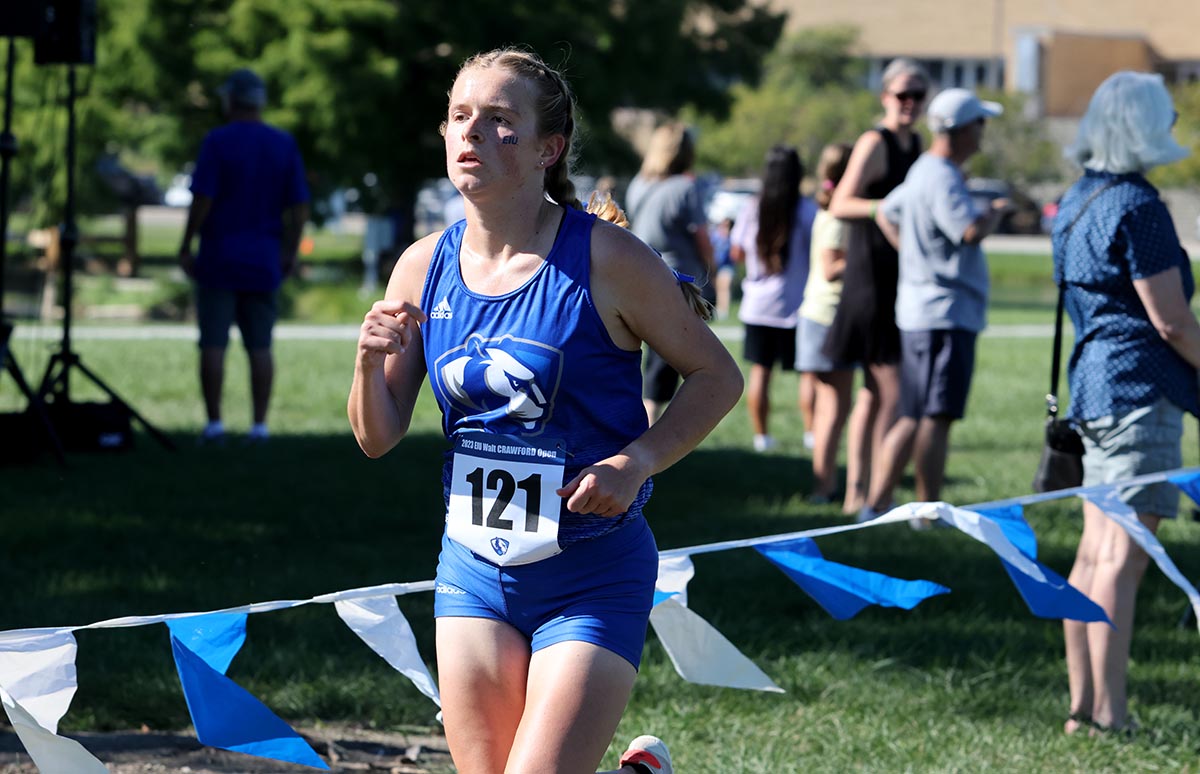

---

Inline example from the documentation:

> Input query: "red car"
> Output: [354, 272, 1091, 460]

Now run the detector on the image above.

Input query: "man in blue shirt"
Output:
[178, 69, 309, 444]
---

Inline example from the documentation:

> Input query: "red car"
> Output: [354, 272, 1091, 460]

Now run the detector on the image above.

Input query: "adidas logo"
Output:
[430, 296, 453, 320]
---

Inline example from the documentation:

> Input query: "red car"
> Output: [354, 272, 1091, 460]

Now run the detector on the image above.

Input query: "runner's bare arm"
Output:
[559, 221, 742, 516]
[348, 233, 436, 457]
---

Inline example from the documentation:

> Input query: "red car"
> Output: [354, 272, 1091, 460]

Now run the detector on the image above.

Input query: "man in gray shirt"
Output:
[861, 88, 1010, 525]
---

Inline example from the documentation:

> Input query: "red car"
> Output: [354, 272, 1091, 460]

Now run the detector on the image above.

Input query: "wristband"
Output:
[868, 201, 878, 220]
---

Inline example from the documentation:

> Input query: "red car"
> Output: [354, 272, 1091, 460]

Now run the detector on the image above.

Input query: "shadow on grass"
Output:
[3, 434, 1198, 732]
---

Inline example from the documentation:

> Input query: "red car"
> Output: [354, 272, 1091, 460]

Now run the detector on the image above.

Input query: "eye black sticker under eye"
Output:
[502, 136, 519, 145]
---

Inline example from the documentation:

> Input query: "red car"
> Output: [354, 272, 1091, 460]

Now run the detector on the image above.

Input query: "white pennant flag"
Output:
[654, 554, 696, 607]
[0, 630, 108, 773]
[1084, 491, 1200, 631]
[0, 629, 80, 734]
[649, 598, 783, 693]
[1, 688, 109, 774]
[335, 596, 441, 706]
[932, 504, 1048, 582]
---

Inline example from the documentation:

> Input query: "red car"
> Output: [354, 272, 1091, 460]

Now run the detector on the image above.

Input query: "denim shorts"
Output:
[1079, 398, 1183, 518]
[434, 516, 658, 669]
[795, 316, 854, 373]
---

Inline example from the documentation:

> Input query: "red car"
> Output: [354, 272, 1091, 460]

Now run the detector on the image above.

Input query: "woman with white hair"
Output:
[1054, 70, 1200, 736]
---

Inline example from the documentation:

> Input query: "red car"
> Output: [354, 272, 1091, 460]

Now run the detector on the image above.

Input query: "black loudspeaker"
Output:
[34, 0, 96, 65]
[46, 400, 134, 452]
[0, 2, 41, 37]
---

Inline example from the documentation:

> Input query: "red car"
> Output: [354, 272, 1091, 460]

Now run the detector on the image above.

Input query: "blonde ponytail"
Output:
[586, 190, 712, 320]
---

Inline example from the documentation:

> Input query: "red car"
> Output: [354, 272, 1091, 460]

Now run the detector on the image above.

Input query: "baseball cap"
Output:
[926, 88, 1002, 132]
[217, 68, 267, 109]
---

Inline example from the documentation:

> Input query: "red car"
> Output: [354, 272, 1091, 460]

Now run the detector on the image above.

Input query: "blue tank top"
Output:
[420, 206, 652, 546]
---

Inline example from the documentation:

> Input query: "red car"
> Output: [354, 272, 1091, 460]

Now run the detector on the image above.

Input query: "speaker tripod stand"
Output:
[35, 64, 174, 451]
[0, 36, 64, 465]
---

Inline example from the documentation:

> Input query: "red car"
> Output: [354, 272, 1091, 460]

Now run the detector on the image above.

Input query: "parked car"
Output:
[1041, 197, 1061, 235]
[705, 177, 759, 224]
[965, 178, 1042, 235]
[163, 173, 193, 208]
[95, 154, 164, 207]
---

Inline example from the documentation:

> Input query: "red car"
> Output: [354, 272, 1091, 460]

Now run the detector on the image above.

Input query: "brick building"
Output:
[769, 0, 1200, 117]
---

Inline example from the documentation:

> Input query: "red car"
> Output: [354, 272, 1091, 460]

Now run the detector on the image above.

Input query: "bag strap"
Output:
[1048, 179, 1121, 418]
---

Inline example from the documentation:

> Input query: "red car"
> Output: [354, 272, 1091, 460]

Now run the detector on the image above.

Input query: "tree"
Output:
[11, 0, 785, 246]
[963, 91, 1065, 185]
[1149, 80, 1200, 190]
[687, 26, 1065, 188]
[686, 27, 878, 177]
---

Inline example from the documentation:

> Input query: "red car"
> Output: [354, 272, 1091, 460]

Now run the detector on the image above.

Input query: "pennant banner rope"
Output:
[2, 470, 1198, 770]
[0, 583, 437, 772]
[970, 467, 1200, 511]
[660, 466, 1200, 559]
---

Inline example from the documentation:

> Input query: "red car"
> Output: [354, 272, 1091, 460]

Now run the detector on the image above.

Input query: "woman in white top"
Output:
[730, 145, 818, 452]
[796, 144, 855, 505]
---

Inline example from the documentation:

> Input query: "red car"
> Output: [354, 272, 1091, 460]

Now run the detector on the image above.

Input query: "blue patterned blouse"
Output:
[1051, 170, 1198, 421]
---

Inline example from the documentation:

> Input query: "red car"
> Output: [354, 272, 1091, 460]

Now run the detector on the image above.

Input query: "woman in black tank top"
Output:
[820, 58, 928, 516]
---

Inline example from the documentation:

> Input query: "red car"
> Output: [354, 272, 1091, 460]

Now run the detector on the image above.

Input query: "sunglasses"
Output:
[891, 89, 927, 102]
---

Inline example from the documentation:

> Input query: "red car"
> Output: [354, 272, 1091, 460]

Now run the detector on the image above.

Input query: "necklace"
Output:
[460, 201, 555, 264]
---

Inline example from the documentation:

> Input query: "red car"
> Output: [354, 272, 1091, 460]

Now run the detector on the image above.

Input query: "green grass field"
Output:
[2, 258, 1199, 772]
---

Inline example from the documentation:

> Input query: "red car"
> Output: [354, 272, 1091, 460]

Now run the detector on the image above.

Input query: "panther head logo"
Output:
[437, 334, 562, 434]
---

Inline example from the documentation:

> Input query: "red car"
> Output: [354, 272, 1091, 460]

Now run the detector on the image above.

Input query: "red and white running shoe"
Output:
[619, 735, 673, 774]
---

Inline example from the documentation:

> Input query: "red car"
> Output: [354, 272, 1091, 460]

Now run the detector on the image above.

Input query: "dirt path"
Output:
[0, 724, 455, 773]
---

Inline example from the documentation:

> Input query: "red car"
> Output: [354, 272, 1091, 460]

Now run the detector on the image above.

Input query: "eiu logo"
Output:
[501, 136, 518, 145]
[436, 333, 563, 435]
[491, 537, 510, 556]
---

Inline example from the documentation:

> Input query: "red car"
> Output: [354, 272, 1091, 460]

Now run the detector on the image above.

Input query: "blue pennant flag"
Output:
[969, 504, 1038, 559]
[998, 558, 1110, 625]
[652, 590, 678, 607]
[166, 612, 246, 674]
[1167, 471, 1200, 509]
[756, 538, 950, 620]
[166, 614, 328, 770]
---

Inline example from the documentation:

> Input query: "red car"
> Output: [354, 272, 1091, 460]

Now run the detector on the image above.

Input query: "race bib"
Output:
[447, 432, 566, 566]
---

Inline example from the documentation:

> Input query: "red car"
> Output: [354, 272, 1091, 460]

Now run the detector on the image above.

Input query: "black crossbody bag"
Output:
[1032, 180, 1118, 492]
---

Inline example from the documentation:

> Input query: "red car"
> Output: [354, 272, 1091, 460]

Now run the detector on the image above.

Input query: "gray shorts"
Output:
[1079, 397, 1183, 518]
[196, 285, 278, 350]
[898, 329, 976, 420]
[795, 317, 854, 373]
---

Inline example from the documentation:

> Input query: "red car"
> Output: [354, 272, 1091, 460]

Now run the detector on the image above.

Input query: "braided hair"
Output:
[455, 48, 580, 209]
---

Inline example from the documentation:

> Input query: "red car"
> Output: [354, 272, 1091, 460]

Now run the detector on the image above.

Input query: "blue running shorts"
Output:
[434, 516, 659, 669]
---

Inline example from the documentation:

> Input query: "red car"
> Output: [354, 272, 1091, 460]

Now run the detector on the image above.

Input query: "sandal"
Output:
[1089, 717, 1139, 740]
[1064, 711, 1092, 735]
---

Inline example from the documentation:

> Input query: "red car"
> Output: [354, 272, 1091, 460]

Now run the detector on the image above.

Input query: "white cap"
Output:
[926, 88, 1002, 132]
